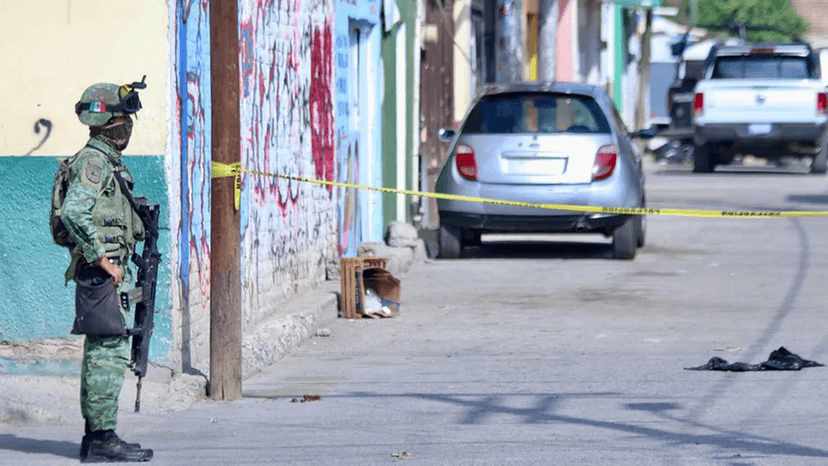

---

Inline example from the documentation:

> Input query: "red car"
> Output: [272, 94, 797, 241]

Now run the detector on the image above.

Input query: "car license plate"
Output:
[748, 124, 772, 135]
[506, 158, 566, 175]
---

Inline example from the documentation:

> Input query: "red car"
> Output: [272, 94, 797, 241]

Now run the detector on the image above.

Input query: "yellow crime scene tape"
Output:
[212, 162, 828, 218]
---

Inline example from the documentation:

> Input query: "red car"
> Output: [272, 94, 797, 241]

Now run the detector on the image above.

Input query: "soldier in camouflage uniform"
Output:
[63, 81, 153, 463]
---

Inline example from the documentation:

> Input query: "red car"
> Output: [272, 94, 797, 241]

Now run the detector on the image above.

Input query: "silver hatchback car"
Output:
[435, 82, 655, 260]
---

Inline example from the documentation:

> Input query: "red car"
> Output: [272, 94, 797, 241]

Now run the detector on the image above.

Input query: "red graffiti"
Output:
[310, 24, 335, 194]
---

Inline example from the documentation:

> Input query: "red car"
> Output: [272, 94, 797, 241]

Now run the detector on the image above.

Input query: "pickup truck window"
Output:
[712, 56, 812, 80]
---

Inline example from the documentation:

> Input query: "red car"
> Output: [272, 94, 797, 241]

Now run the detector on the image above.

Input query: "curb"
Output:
[242, 281, 340, 379]
[0, 241, 428, 428]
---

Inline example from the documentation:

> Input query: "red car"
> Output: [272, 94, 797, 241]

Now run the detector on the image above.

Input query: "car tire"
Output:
[693, 144, 714, 173]
[634, 213, 646, 248]
[612, 219, 637, 260]
[811, 141, 827, 174]
[439, 224, 463, 259]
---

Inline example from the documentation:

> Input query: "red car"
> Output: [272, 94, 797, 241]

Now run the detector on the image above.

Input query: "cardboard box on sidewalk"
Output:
[339, 256, 401, 319]
[340, 256, 386, 319]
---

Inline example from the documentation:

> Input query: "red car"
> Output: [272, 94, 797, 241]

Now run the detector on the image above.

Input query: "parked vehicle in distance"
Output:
[434, 82, 655, 260]
[692, 42, 828, 173]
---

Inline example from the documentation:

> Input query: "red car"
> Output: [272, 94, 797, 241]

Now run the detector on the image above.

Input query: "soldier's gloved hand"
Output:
[94, 256, 123, 286]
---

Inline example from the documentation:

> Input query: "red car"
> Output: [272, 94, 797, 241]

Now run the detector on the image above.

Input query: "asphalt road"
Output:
[5, 157, 828, 465]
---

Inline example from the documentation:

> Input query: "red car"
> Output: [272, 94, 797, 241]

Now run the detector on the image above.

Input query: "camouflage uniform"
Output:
[63, 135, 145, 432]
[63, 83, 150, 458]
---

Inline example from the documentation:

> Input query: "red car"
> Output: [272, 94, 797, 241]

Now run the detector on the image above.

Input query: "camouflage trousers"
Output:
[79, 264, 133, 432]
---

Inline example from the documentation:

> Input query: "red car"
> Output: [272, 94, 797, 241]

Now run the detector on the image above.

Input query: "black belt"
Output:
[83, 256, 125, 266]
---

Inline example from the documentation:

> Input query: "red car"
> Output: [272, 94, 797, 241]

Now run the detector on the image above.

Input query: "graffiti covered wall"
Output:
[237, 0, 338, 329]
[173, 0, 212, 375]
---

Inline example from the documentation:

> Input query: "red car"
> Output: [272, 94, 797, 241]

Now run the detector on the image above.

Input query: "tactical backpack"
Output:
[50, 157, 76, 248]
[50, 149, 155, 249]
[50, 150, 108, 248]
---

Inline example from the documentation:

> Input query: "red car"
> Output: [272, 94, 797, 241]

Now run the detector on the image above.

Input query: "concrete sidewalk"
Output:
[0, 233, 430, 429]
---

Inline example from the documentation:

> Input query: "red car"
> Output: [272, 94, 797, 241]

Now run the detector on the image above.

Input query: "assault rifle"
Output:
[122, 197, 162, 413]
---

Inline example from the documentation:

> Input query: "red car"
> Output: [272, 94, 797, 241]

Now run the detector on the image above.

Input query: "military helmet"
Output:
[75, 76, 146, 127]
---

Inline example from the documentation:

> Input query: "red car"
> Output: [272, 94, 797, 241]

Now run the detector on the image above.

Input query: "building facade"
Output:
[0, 0, 414, 378]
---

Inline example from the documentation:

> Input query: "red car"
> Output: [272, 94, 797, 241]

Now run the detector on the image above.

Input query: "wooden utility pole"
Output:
[209, 0, 242, 401]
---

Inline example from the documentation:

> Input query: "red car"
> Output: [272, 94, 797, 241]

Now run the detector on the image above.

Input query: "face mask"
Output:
[92, 115, 133, 151]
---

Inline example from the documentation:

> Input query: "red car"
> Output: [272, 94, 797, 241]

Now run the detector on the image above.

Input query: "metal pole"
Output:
[498, 0, 524, 82]
[538, 0, 558, 81]
[614, 4, 624, 110]
[635, 9, 653, 131]
[209, 0, 242, 401]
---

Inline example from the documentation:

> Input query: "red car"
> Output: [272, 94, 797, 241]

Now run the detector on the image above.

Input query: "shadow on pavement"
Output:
[243, 390, 828, 460]
[0, 434, 78, 460]
[653, 166, 811, 177]
[461, 238, 612, 260]
[787, 194, 828, 204]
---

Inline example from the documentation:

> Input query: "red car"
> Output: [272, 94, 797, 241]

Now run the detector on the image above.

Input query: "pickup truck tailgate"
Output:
[701, 81, 821, 123]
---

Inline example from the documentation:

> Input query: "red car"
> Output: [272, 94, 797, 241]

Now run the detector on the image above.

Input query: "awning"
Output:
[608, 0, 663, 9]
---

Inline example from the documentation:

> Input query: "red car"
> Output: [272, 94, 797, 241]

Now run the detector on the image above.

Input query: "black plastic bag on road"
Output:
[685, 347, 824, 372]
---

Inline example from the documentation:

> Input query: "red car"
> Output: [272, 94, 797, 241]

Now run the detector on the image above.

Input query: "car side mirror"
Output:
[633, 128, 657, 139]
[438, 127, 456, 143]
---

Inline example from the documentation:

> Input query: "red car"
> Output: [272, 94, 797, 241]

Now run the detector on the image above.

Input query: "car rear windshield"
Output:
[461, 93, 612, 135]
[711, 56, 813, 79]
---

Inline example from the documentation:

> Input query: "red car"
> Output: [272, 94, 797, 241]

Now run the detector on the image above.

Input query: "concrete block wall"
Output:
[236, 1, 338, 331]
[173, 1, 338, 377]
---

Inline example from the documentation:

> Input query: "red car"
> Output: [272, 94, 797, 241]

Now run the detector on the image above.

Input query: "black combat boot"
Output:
[80, 421, 142, 460]
[81, 430, 153, 463]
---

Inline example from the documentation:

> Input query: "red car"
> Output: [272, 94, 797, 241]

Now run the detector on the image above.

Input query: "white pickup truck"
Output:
[691, 42, 828, 173]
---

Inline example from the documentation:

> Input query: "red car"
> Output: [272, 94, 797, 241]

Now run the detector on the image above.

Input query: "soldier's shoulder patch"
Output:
[79, 155, 107, 188]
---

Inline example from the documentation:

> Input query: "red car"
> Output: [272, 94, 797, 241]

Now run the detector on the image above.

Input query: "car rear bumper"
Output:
[694, 122, 827, 145]
[439, 210, 631, 234]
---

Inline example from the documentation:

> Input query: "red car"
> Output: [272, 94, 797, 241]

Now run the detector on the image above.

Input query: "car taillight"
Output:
[455, 144, 477, 180]
[818, 93, 827, 115]
[693, 92, 704, 116]
[593, 144, 617, 181]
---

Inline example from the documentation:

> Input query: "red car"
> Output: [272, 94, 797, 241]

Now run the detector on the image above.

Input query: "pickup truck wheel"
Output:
[811, 143, 827, 174]
[693, 144, 714, 173]
[612, 219, 637, 260]
[439, 224, 463, 259]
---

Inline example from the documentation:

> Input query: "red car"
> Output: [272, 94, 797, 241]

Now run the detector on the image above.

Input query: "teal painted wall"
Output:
[0, 155, 172, 370]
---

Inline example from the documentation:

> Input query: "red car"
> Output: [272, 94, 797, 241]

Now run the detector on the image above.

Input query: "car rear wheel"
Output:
[634, 213, 646, 248]
[439, 224, 463, 259]
[811, 141, 827, 174]
[693, 144, 714, 173]
[612, 219, 636, 260]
